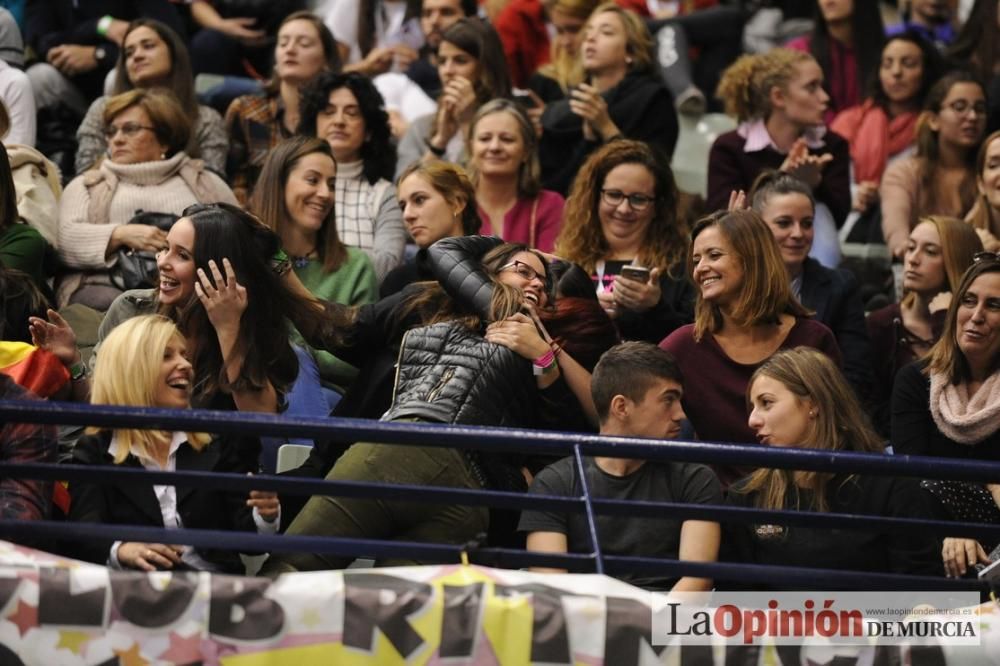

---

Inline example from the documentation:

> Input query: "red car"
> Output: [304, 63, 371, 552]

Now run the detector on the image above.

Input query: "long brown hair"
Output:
[556, 140, 684, 277]
[914, 72, 983, 218]
[249, 136, 347, 273]
[927, 257, 1000, 383]
[689, 210, 810, 341]
[396, 242, 550, 335]
[737, 347, 884, 512]
[113, 19, 197, 116]
[899, 216, 983, 310]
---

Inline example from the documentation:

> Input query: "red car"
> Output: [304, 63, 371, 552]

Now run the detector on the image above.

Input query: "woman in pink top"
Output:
[467, 99, 564, 251]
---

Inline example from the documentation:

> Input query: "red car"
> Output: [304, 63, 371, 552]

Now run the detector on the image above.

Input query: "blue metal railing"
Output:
[1, 400, 998, 589]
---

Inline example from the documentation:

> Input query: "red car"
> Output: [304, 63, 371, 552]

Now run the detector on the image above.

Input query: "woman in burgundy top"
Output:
[659, 209, 839, 485]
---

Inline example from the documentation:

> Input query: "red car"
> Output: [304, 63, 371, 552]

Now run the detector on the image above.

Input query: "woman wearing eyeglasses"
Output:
[266, 240, 614, 572]
[891, 254, 1000, 576]
[55, 89, 237, 310]
[554, 139, 693, 343]
[880, 72, 987, 260]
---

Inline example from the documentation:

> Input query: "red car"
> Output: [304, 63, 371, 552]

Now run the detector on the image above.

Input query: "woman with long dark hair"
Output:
[786, 0, 886, 120]
[831, 31, 942, 216]
[880, 72, 987, 259]
[396, 17, 512, 175]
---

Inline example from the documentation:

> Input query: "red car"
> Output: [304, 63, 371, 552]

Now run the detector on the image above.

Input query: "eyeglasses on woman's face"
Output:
[601, 188, 654, 211]
[104, 122, 156, 140]
[944, 99, 987, 117]
[499, 260, 544, 283]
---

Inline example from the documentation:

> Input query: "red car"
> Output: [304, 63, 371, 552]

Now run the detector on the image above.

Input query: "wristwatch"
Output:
[94, 46, 107, 65]
[68, 360, 88, 382]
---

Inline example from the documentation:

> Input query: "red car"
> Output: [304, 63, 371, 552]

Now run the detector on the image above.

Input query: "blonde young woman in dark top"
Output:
[727, 347, 941, 588]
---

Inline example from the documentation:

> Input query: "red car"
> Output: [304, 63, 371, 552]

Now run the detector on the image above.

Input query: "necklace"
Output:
[290, 248, 318, 268]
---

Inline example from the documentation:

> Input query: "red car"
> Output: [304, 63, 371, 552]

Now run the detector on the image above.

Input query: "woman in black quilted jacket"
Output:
[265, 239, 617, 573]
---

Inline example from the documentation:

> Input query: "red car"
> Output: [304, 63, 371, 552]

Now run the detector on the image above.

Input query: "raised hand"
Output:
[28, 309, 80, 366]
[194, 258, 247, 334]
[569, 83, 618, 141]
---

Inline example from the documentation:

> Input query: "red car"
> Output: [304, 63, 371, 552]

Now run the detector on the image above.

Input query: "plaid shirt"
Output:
[0, 375, 56, 521]
[224, 93, 294, 205]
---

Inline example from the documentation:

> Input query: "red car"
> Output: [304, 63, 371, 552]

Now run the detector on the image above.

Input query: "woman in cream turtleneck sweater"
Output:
[57, 89, 236, 310]
[298, 71, 405, 283]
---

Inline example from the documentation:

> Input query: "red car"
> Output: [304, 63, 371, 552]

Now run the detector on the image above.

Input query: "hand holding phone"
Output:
[620, 266, 650, 283]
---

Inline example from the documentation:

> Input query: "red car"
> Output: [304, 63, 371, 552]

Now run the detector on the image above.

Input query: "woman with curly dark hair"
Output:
[554, 139, 693, 343]
[299, 71, 405, 281]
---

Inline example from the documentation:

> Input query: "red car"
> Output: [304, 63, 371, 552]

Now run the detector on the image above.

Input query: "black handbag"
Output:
[110, 210, 179, 292]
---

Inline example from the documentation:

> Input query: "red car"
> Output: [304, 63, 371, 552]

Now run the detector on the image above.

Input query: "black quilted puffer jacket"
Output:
[384, 320, 547, 493]
[383, 321, 536, 427]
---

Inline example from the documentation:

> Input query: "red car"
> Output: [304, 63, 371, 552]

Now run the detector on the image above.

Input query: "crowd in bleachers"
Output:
[1, 0, 1000, 590]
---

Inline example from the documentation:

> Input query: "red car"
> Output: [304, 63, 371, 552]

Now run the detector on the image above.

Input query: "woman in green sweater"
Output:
[250, 135, 378, 398]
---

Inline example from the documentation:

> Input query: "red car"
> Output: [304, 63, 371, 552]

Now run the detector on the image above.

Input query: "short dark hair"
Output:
[298, 71, 396, 184]
[591, 342, 682, 423]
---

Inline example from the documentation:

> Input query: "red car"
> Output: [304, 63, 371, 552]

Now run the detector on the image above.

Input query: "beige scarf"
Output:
[929, 370, 1000, 445]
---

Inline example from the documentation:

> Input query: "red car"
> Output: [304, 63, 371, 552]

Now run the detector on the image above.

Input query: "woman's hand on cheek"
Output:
[195, 258, 247, 334]
[485, 313, 550, 360]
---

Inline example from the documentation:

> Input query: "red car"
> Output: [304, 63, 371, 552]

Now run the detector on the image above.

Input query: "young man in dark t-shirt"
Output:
[518, 342, 722, 591]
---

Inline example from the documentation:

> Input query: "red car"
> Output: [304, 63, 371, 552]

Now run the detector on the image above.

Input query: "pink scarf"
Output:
[831, 100, 918, 183]
[929, 370, 1000, 445]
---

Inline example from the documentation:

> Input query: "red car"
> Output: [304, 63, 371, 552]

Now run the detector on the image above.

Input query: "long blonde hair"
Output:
[537, 0, 601, 93]
[738, 348, 884, 512]
[90, 315, 210, 464]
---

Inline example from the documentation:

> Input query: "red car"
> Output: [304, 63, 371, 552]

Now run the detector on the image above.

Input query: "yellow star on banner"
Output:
[299, 607, 323, 629]
[113, 642, 150, 666]
[56, 630, 91, 654]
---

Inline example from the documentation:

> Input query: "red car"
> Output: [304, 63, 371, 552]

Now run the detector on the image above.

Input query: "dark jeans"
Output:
[648, 6, 746, 111]
[190, 28, 273, 79]
[262, 440, 488, 574]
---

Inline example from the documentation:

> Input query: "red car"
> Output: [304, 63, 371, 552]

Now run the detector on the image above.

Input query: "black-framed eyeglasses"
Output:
[601, 189, 654, 211]
[973, 251, 1000, 264]
[103, 122, 156, 139]
[499, 260, 543, 282]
